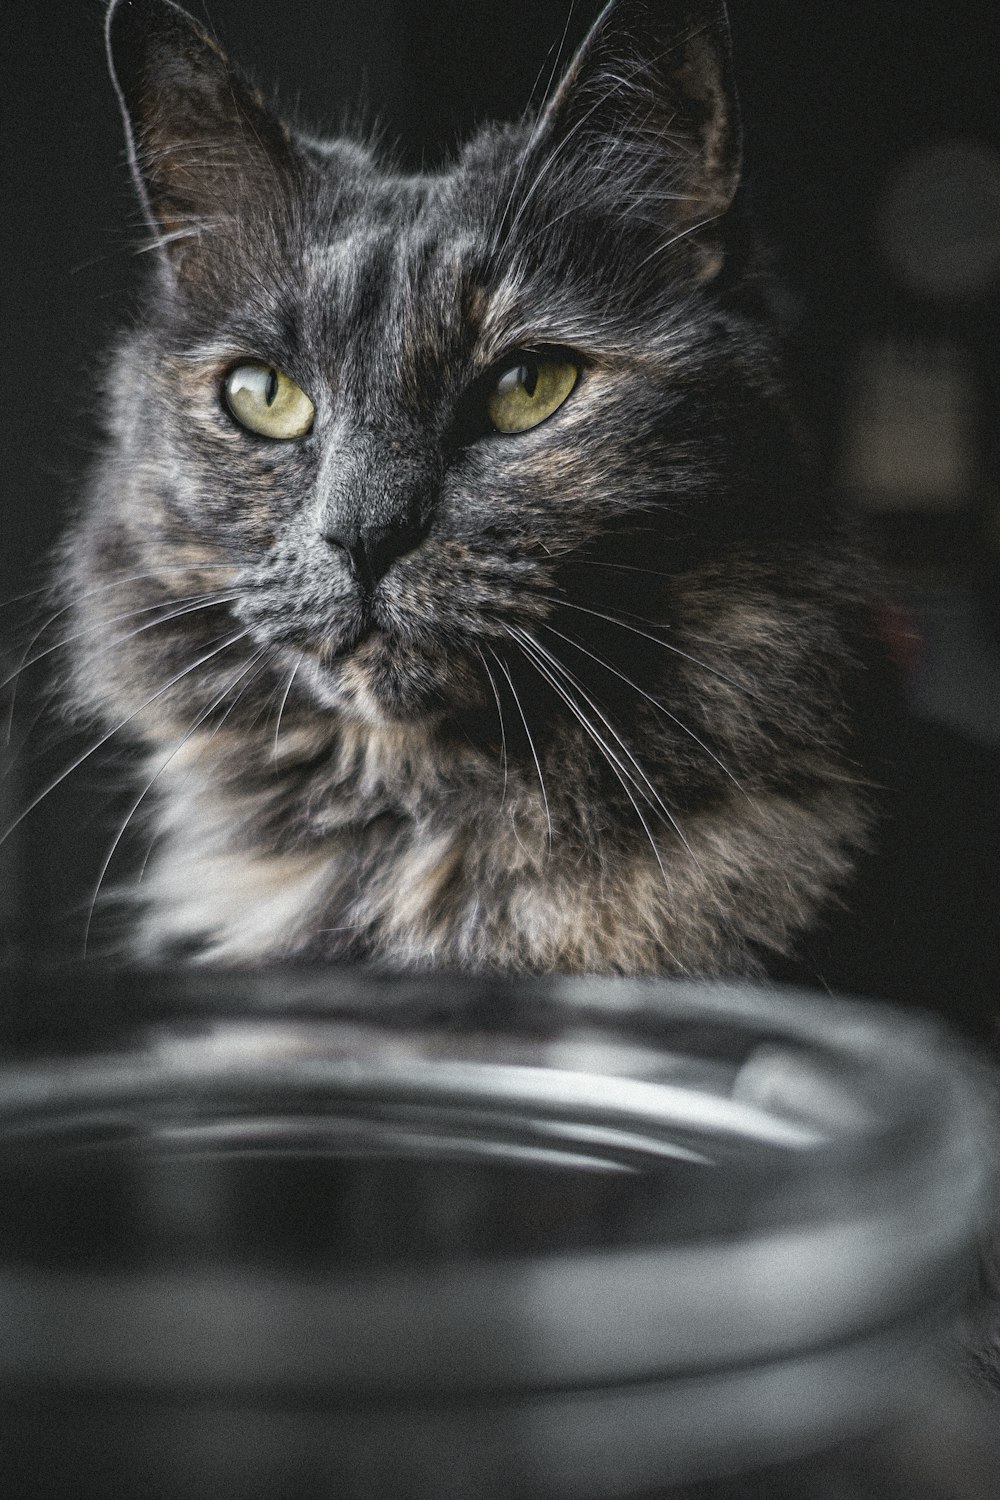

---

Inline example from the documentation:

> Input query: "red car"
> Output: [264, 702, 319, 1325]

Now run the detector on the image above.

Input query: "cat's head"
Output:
[80, 0, 812, 743]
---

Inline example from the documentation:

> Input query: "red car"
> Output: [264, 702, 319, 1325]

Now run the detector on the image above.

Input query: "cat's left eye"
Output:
[487, 355, 578, 434]
[224, 362, 315, 439]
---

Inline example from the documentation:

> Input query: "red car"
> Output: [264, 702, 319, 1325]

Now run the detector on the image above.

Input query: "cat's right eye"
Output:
[224, 362, 315, 440]
[486, 355, 578, 434]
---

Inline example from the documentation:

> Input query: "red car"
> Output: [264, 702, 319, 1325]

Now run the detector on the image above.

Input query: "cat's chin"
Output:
[293, 641, 452, 729]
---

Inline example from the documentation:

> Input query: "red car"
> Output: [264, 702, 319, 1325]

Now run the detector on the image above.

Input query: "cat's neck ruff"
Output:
[134, 717, 865, 975]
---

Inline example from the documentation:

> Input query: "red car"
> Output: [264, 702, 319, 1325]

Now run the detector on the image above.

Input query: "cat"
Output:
[52, 0, 877, 972]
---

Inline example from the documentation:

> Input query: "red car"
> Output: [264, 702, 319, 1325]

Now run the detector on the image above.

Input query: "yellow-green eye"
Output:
[224, 362, 314, 439]
[486, 355, 578, 434]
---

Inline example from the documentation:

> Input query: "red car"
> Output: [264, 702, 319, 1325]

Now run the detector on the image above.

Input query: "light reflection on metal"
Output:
[0, 972, 993, 1496]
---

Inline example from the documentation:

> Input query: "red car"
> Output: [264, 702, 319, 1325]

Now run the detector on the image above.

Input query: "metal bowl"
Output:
[0, 969, 993, 1498]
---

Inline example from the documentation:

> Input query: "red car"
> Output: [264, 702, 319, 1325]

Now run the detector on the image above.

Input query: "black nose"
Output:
[322, 520, 426, 589]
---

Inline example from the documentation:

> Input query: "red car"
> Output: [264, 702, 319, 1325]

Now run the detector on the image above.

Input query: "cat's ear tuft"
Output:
[535, 0, 741, 281]
[106, 0, 297, 283]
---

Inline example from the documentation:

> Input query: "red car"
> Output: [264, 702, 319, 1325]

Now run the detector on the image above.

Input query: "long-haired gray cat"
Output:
[52, 0, 875, 970]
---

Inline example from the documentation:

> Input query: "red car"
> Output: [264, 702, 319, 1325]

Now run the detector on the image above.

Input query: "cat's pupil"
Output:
[264, 367, 278, 407]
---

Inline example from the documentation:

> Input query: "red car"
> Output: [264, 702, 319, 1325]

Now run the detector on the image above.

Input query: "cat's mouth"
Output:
[239, 570, 487, 726]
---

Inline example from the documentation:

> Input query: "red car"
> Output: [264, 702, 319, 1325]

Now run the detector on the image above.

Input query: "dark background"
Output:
[3, 1, 998, 1035]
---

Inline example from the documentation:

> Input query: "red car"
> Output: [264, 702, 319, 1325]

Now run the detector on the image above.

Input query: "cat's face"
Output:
[141, 160, 741, 728]
[89, 0, 792, 738]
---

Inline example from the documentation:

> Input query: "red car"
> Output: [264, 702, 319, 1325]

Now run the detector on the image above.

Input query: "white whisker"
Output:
[83, 644, 272, 954]
[552, 597, 751, 693]
[487, 645, 552, 853]
[1, 588, 240, 701]
[271, 660, 301, 761]
[510, 623, 702, 872]
[508, 629, 678, 922]
[0, 628, 250, 852]
[540, 619, 751, 800]
[475, 643, 509, 809]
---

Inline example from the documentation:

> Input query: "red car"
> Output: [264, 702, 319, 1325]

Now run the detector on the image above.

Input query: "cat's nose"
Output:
[322, 520, 426, 590]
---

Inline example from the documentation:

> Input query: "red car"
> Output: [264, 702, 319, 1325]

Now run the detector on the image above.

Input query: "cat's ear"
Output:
[106, 0, 298, 284]
[535, 0, 741, 280]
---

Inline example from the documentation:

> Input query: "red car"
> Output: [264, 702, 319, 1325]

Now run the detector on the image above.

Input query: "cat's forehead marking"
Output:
[306, 220, 488, 368]
[308, 224, 415, 309]
[308, 228, 376, 278]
